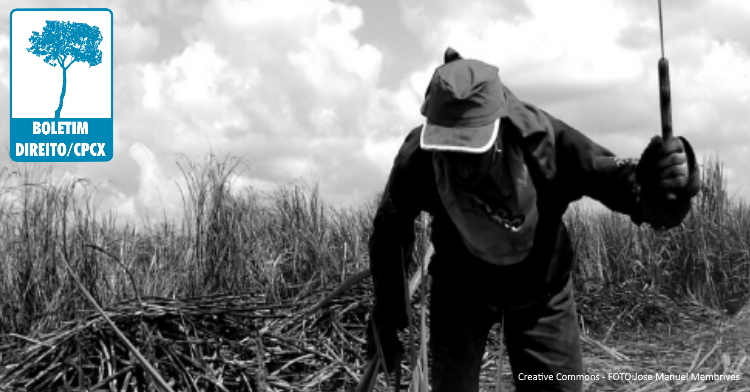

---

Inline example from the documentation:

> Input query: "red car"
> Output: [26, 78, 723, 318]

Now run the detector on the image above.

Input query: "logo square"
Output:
[10, 8, 113, 162]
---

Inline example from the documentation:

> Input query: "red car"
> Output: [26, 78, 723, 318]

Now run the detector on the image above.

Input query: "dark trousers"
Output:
[430, 272, 583, 392]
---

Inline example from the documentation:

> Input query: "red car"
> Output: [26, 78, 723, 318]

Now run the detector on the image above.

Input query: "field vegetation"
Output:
[0, 155, 748, 391]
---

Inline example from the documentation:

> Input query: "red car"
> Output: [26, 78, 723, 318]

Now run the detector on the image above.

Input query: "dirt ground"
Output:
[477, 304, 750, 392]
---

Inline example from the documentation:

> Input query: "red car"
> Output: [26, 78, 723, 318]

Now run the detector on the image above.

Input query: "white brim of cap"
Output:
[420, 118, 500, 154]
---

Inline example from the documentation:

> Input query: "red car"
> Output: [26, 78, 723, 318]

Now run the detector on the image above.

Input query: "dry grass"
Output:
[6, 279, 747, 392]
[1, 282, 376, 391]
[485, 291, 750, 392]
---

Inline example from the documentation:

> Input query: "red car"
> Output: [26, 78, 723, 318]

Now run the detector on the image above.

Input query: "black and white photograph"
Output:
[1, 1, 749, 391]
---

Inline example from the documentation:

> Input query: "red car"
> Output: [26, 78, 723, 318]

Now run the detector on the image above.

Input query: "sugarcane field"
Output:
[3, 0, 750, 391]
[0, 155, 749, 392]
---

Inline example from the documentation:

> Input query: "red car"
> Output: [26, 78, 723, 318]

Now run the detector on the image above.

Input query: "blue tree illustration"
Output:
[27, 20, 103, 118]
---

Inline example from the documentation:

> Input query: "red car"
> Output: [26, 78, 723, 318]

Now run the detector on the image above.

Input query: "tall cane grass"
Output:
[1, 154, 748, 341]
[568, 156, 750, 315]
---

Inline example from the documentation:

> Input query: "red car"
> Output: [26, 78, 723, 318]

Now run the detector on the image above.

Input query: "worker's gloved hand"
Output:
[365, 314, 403, 375]
[635, 135, 701, 229]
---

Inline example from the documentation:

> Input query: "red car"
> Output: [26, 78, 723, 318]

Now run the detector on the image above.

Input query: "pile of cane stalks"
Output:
[2, 277, 749, 392]
[0, 283, 375, 392]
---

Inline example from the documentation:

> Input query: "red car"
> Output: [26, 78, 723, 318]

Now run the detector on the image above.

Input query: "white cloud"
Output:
[140, 63, 163, 109]
[134, 40, 257, 155]
[0, 35, 8, 55]
[213, 0, 320, 32]
[0, 34, 8, 90]
[684, 40, 750, 135]
[127, 143, 179, 215]
[115, 21, 159, 63]
[680, 38, 750, 200]
[363, 135, 403, 174]
[404, 0, 645, 89]
[227, 173, 275, 196]
[288, 4, 382, 96]
[166, 41, 228, 108]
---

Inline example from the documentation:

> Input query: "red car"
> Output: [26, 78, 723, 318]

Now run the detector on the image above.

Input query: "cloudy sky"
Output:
[1, 0, 749, 220]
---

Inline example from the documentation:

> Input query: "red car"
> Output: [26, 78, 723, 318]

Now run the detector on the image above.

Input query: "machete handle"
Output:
[658, 57, 673, 140]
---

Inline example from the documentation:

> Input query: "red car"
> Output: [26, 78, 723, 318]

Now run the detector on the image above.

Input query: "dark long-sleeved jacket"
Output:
[369, 89, 698, 330]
